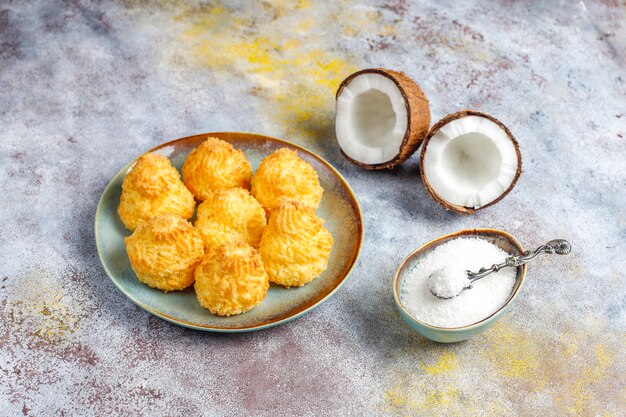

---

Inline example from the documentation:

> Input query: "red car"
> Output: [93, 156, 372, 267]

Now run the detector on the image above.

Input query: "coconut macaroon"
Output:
[335, 68, 430, 169]
[251, 148, 323, 216]
[125, 215, 205, 292]
[194, 188, 267, 252]
[182, 137, 252, 201]
[194, 241, 269, 316]
[118, 153, 196, 231]
[259, 201, 333, 288]
[420, 110, 522, 213]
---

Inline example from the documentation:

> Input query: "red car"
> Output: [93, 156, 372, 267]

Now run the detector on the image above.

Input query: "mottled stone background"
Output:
[1, 0, 625, 416]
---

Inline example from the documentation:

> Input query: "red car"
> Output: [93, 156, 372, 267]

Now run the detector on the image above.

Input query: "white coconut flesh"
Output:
[423, 116, 519, 209]
[335, 73, 408, 165]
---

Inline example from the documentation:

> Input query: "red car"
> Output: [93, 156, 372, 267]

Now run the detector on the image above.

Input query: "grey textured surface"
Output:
[1, 1, 625, 416]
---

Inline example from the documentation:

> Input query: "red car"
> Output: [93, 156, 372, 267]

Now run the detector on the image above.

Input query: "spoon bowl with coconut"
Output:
[427, 239, 572, 299]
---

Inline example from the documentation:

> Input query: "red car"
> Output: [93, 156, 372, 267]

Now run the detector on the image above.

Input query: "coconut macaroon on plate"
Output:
[95, 132, 363, 332]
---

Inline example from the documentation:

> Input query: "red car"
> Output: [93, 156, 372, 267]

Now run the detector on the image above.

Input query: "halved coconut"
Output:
[420, 110, 522, 214]
[335, 69, 430, 169]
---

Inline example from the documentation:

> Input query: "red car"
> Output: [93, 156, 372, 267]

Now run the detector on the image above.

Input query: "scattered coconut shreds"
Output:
[420, 110, 522, 214]
[335, 68, 430, 170]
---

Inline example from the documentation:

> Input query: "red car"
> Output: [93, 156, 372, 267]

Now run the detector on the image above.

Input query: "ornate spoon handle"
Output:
[467, 239, 571, 282]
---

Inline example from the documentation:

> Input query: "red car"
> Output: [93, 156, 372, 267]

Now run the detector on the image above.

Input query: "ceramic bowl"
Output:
[95, 132, 363, 332]
[392, 228, 526, 343]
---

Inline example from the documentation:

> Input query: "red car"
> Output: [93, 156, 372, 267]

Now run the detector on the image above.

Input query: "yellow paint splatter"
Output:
[380, 349, 464, 415]
[379, 24, 397, 37]
[171, 2, 361, 140]
[382, 383, 460, 415]
[420, 352, 457, 375]
[423, 384, 459, 408]
[381, 320, 623, 416]
[554, 343, 615, 415]
[485, 321, 545, 388]
[339, 7, 380, 38]
[384, 388, 402, 407]
[484, 320, 623, 416]
[8, 268, 82, 347]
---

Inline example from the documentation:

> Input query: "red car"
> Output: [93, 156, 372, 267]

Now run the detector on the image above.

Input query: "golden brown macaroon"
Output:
[125, 215, 204, 292]
[182, 137, 252, 201]
[259, 201, 333, 288]
[250, 148, 323, 216]
[194, 188, 266, 252]
[118, 153, 195, 231]
[194, 241, 269, 316]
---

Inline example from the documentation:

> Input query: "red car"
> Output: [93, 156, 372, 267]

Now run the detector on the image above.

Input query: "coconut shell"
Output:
[420, 110, 522, 214]
[335, 68, 431, 170]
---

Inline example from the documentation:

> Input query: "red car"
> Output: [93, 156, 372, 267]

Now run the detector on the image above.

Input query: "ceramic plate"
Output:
[95, 132, 363, 332]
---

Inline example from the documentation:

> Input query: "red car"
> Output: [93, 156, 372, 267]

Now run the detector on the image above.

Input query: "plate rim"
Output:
[95, 131, 364, 333]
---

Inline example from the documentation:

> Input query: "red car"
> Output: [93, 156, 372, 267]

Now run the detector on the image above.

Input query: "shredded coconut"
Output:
[427, 265, 471, 299]
[400, 237, 516, 328]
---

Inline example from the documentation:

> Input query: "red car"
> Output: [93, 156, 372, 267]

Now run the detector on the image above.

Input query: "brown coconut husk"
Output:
[335, 68, 431, 170]
[419, 110, 522, 214]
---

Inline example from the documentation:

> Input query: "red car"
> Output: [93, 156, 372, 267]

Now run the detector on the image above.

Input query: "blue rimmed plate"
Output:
[95, 132, 363, 332]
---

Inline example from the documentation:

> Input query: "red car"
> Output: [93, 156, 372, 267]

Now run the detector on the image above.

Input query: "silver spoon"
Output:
[429, 239, 572, 299]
